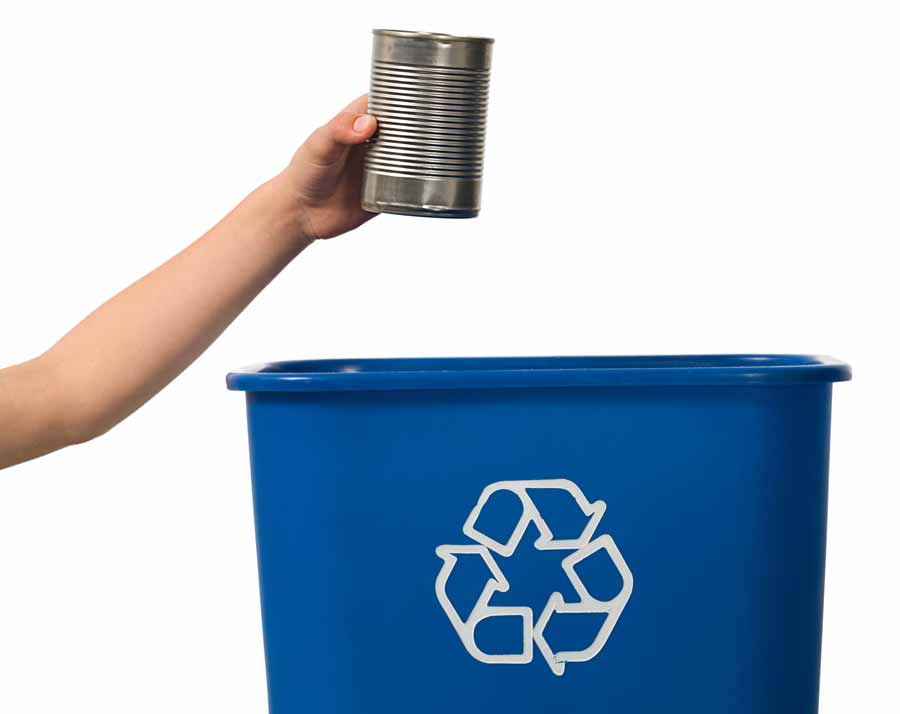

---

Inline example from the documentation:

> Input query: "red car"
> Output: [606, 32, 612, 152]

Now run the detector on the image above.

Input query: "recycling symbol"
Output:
[435, 479, 633, 676]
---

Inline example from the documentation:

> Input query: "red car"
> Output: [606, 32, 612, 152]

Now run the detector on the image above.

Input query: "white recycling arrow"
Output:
[462, 479, 607, 557]
[533, 534, 634, 675]
[435, 544, 533, 664]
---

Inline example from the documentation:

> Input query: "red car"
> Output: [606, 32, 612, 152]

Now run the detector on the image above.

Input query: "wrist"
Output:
[251, 173, 317, 253]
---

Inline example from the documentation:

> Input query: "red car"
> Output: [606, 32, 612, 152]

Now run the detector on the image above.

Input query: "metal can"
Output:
[362, 29, 494, 218]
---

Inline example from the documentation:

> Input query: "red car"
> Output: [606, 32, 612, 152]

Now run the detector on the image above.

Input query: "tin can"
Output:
[361, 29, 494, 218]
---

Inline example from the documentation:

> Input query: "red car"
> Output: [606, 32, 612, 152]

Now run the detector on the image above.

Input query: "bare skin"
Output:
[0, 94, 377, 469]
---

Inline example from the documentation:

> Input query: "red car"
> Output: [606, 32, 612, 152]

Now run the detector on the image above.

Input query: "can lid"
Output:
[372, 29, 494, 70]
[373, 29, 494, 44]
[226, 355, 851, 393]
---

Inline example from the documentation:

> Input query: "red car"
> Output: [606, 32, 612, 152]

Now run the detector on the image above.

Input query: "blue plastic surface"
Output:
[228, 355, 849, 714]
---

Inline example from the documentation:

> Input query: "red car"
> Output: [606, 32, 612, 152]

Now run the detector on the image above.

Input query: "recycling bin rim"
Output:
[226, 354, 850, 393]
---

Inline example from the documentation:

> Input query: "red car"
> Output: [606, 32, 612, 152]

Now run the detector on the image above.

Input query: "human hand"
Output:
[279, 94, 378, 242]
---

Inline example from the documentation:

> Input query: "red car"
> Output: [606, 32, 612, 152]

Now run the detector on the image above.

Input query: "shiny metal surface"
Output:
[362, 29, 494, 218]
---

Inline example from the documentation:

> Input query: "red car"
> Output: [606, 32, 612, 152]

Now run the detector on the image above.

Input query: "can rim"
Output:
[226, 354, 851, 392]
[373, 29, 495, 44]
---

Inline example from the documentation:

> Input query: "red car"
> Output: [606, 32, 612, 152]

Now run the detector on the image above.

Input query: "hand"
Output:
[279, 94, 378, 242]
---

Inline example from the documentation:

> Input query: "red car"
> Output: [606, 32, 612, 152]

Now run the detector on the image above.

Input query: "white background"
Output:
[1, 1, 897, 711]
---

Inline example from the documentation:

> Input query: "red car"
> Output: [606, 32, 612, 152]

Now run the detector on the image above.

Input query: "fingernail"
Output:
[353, 114, 375, 133]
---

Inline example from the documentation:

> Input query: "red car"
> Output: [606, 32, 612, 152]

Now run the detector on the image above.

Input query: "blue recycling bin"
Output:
[227, 355, 850, 714]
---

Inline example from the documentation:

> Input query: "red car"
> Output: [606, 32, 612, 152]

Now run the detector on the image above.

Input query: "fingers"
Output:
[300, 95, 377, 168]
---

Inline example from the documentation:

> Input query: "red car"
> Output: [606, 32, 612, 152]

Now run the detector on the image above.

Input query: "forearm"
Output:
[0, 95, 375, 470]
[46, 174, 311, 439]
[0, 174, 310, 468]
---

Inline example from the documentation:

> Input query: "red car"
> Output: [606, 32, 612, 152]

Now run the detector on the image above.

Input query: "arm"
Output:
[0, 95, 377, 469]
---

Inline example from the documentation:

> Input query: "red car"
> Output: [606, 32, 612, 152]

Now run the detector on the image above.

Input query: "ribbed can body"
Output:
[362, 30, 494, 218]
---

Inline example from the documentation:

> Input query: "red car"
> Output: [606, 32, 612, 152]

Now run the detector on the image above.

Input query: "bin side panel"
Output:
[244, 384, 832, 714]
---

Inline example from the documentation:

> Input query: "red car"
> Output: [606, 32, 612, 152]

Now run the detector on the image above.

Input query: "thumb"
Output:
[298, 109, 377, 168]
